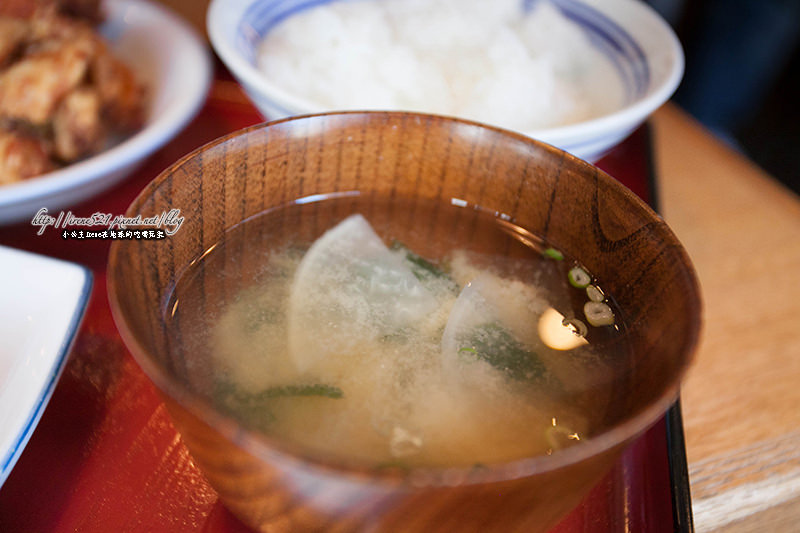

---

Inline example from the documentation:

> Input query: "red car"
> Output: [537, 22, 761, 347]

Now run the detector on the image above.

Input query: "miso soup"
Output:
[165, 194, 630, 468]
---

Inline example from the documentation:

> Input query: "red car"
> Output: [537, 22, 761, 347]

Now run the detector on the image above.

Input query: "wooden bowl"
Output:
[107, 112, 701, 532]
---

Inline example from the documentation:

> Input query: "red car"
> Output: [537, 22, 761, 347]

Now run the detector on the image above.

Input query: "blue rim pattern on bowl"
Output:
[554, 0, 649, 100]
[237, 0, 650, 106]
[237, 0, 331, 62]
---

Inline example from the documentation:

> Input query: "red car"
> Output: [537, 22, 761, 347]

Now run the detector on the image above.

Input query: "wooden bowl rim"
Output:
[108, 110, 702, 487]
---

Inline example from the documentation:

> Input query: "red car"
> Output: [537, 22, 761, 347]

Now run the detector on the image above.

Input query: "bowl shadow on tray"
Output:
[107, 111, 700, 532]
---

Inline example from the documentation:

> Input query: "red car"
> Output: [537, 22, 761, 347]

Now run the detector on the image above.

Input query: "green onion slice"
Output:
[568, 266, 591, 288]
[586, 285, 604, 302]
[584, 301, 615, 327]
[561, 317, 588, 337]
[542, 248, 564, 261]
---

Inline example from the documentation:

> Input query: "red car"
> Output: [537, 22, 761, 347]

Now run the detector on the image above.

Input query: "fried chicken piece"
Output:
[28, 5, 94, 46]
[0, 17, 29, 67]
[0, 128, 54, 184]
[0, 2, 144, 181]
[0, 33, 93, 125]
[53, 86, 104, 161]
[0, 0, 41, 19]
[25, 12, 145, 131]
[0, 0, 101, 22]
[91, 42, 146, 131]
[58, 0, 103, 22]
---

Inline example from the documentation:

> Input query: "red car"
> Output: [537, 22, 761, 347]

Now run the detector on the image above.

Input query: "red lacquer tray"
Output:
[0, 69, 691, 532]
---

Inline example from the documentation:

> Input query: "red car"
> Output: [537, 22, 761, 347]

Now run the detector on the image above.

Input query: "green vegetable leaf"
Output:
[391, 240, 459, 292]
[459, 323, 545, 382]
[404, 252, 443, 280]
[258, 384, 344, 400]
[243, 306, 280, 333]
[220, 382, 344, 404]
[375, 459, 411, 472]
[214, 381, 344, 431]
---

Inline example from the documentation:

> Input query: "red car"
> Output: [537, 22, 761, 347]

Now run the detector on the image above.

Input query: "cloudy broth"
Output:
[165, 194, 631, 468]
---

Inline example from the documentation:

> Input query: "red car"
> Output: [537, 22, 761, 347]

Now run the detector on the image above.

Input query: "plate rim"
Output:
[0, 247, 93, 487]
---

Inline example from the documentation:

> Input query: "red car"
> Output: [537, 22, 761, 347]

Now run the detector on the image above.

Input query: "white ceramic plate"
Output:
[0, 0, 212, 225]
[0, 246, 92, 487]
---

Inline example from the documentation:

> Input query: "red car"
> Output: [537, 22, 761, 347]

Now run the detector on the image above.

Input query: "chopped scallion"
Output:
[586, 285, 604, 302]
[542, 247, 564, 261]
[568, 266, 591, 288]
[561, 317, 588, 337]
[584, 301, 615, 327]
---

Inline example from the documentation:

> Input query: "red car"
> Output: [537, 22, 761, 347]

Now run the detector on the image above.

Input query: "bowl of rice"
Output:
[207, 0, 683, 162]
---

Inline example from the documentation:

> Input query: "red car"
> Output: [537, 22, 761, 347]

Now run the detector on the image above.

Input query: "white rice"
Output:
[256, 0, 623, 131]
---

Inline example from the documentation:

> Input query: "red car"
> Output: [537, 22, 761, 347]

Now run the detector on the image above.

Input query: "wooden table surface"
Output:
[652, 105, 800, 532]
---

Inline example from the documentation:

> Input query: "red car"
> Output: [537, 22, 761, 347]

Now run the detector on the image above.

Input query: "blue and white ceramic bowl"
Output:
[208, 0, 682, 162]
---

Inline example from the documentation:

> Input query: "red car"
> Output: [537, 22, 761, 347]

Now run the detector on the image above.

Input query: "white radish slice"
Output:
[287, 214, 437, 372]
[440, 273, 546, 383]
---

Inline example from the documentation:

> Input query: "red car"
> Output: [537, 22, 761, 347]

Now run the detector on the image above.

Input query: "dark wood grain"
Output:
[107, 111, 701, 533]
